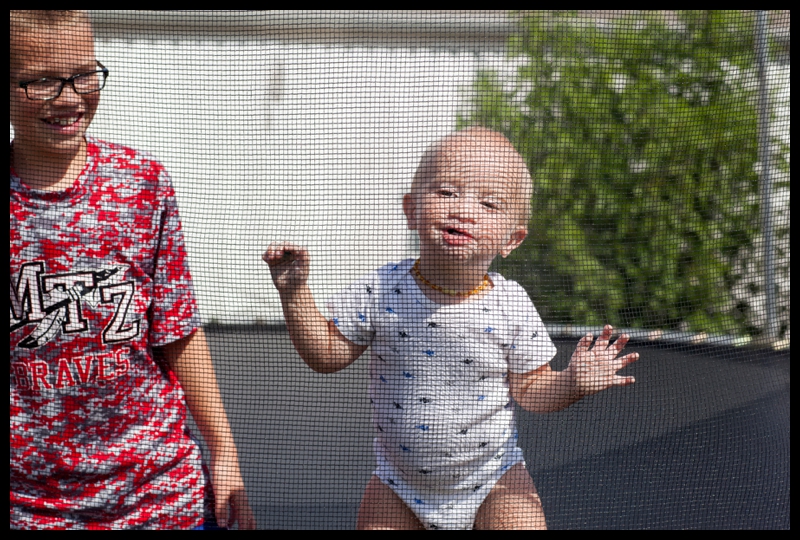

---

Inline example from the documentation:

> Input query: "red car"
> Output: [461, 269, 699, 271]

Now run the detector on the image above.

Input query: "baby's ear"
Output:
[403, 193, 418, 230]
[500, 228, 527, 258]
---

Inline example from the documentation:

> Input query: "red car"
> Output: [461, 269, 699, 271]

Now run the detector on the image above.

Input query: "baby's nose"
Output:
[449, 197, 478, 220]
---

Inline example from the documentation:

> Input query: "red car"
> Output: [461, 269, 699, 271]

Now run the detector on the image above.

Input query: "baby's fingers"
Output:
[603, 349, 639, 372]
[601, 324, 614, 340]
[614, 374, 636, 386]
[575, 333, 594, 354]
[612, 333, 631, 355]
[264, 242, 304, 266]
[619, 351, 640, 369]
[263, 249, 290, 266]
[610, 352, 639, 386]
[594, 324, 614, 350]
[263, 243, 283, 264]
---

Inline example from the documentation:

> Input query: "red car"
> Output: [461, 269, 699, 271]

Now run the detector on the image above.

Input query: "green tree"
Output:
[463, 11, 776, 336]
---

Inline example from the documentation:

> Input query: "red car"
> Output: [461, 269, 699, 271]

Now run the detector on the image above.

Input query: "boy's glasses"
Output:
[18, 62, 109, 101]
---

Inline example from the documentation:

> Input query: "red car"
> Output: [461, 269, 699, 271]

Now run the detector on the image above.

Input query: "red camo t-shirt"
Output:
[10, 137, 205, 529]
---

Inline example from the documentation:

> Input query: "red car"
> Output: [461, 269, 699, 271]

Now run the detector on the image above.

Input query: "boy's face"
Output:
[10, 20, 99, 159]
[404, 141, 528, 266]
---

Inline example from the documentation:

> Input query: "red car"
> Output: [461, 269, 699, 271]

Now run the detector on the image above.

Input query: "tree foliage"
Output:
[462, 11, 779, 335]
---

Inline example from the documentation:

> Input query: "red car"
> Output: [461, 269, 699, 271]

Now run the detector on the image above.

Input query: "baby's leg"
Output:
[473, 463, 546, 530]
[356, 475, 425, 530]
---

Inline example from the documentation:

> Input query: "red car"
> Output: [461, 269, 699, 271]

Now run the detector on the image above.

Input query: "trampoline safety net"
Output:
[10, 10, 789, 530]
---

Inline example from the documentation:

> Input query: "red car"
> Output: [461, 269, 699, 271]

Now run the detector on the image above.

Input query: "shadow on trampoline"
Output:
[204, 328, 789, 530]
[525, 391, 789, 529]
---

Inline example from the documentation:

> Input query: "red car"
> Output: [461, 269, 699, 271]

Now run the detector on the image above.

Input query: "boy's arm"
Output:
[509, 325, 639, 413]
[160, 328, 255, 529]
[264, 243, 368, 373]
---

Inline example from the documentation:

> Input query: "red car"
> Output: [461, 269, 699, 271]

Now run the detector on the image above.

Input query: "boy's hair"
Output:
[10, 10, 91, 63]
[411, 126, 533, 226]
[10, 10, 88, 30]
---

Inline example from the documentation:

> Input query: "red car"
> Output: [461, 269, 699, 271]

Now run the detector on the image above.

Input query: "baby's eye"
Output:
[437, 189, 456, 197]
[481, 201, 499, 210]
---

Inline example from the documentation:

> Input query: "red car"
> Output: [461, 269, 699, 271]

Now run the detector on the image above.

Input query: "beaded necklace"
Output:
[411, 259, 491, 297]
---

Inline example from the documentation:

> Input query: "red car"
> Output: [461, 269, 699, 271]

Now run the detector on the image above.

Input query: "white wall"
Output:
[85, 40, 511, 324]
[11, 30, 789, 334]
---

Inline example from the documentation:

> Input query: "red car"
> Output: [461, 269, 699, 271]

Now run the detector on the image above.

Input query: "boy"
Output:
[264, 126, 639, 529]
[10, 11, 254, 529]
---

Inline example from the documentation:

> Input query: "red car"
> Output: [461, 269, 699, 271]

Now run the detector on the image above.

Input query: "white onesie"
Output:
[327, 259, 557, 529]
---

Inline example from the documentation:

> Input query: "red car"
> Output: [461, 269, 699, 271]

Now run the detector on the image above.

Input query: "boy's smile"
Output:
[43, 114, 84, 129]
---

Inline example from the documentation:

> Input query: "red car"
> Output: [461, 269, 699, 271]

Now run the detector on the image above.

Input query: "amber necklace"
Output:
[411, 259, 491, 297]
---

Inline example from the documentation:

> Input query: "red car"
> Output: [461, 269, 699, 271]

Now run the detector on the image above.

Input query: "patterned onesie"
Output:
[327, 259, 557, 529]
[10, 137, 206, 529]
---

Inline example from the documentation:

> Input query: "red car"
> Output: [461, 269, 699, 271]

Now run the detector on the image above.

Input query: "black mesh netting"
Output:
[10, 11, 789, 529]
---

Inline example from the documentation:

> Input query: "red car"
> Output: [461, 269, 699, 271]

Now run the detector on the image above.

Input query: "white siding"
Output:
[85, 40, 510, 324]
[11, 14, 788, 333]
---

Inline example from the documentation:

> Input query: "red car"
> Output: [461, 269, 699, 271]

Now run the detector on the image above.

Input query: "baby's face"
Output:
[10, 20, 99, 159]
[404, 143, 528, 266]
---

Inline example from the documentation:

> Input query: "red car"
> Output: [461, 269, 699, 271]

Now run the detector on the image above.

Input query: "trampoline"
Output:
[201, 328, 789, 529]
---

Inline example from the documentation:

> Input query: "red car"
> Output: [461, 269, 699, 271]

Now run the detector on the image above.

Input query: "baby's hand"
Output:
[568, 325, 639, 397]
[263, 242, 310, 294]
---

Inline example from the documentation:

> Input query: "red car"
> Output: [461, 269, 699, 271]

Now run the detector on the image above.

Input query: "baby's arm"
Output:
[509, 325, 639, 413]
[264, 243, 367, 373]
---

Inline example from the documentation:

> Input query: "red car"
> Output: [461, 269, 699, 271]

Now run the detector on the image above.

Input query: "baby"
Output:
[264, 126, 639, 529]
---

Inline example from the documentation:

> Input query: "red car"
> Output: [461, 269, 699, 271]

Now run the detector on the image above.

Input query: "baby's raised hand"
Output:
[568, 325, 639, 397]
[263, 242, 310, 294]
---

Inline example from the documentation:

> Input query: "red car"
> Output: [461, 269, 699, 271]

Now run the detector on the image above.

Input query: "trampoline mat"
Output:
[198, 328, 789, 529]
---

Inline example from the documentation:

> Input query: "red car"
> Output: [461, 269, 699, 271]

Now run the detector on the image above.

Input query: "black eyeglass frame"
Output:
[18, 61, 109, 101]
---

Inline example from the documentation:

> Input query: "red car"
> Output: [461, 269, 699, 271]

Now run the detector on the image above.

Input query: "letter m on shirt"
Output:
[10, 262, 45, 323]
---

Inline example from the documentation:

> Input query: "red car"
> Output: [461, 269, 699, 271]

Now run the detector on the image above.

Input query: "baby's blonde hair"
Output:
[411, 126, 533, 226]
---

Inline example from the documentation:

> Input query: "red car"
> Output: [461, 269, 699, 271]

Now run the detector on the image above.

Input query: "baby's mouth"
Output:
[442, 227, 474, 246]
[445, 227, 472, 238]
